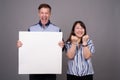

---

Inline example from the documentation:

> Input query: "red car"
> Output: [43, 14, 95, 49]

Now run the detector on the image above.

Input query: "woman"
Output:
[65, 21, 95, 80]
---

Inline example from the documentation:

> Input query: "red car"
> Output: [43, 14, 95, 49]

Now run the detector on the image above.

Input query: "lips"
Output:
[76, 32, 84, 37]
[41, 17, 47, 21]
[41, 17, 48, 24]
[78, 32, 83, 35]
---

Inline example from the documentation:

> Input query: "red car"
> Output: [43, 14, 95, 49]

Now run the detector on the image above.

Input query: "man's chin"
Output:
[41, 21, 48, 25]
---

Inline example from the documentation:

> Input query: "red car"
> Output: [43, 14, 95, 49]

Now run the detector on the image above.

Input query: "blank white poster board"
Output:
[18, 32, 62, 74]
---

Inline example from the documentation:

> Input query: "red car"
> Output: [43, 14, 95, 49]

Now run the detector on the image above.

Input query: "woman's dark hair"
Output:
[66, 20, 87, 44]
[38, 3, 51, 12]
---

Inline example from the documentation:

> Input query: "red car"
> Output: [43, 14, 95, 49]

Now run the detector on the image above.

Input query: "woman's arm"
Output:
[66, 43, 77, 59]
[82, 35, 93, 59]
[82, 44, 92, 59]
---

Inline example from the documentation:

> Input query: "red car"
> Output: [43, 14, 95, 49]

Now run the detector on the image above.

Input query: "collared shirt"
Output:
[28, 20, 61, 32]
[65, 39, 95, 76]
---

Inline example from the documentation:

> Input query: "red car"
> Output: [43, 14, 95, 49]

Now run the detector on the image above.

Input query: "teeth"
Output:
[41, 17, 47, 20]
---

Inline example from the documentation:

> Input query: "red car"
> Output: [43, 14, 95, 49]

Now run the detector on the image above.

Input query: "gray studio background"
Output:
[0, 0, 120, 80]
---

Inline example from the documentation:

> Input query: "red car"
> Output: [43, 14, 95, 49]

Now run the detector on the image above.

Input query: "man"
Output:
[17, 3, 64, 80]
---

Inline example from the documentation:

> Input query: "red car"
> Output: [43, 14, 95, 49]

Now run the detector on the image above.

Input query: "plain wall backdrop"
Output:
[0, 0, 120, 80]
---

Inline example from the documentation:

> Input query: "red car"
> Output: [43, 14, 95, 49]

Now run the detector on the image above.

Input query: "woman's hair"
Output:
[38, 3, 51, 12]
[66, 20, 87, 44]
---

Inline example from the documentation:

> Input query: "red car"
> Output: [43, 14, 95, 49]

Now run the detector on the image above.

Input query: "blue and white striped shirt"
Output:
[65, 39, 95, 76]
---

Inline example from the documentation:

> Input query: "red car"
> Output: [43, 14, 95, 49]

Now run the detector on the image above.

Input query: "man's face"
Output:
[38, 7, 51, 26]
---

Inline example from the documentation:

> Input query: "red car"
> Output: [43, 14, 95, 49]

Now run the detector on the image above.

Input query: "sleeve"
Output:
[58, 28, 65, 51]
[87, 39, 95, 54]
[59, 29, 61, 32]
[28, 28, 30, 32]
[64, 42, 71, 53]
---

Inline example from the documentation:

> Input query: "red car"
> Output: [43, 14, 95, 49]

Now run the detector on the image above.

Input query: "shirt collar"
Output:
[39, 20, 51, 27]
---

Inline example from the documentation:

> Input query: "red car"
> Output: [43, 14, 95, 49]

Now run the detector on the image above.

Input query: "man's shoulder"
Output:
[49, 23, 61, 31]
[50, 23, 58, 27]
[49, 23, 60, 29]
[31, 23, 39, 27]
[29, 23, 39, 29]
[27, 23, 40, 31]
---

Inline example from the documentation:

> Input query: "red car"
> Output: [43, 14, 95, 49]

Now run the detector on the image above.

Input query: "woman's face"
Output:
[74, 23, 85, 38]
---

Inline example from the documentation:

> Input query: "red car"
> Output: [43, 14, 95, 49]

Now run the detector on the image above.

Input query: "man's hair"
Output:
[38, 3, 51, 12]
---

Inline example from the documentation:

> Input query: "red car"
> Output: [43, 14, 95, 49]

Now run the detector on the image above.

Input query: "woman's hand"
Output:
[82, 35, 89, 45]
[71, 35, 80, 44]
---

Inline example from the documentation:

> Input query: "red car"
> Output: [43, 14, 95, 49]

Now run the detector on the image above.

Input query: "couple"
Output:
[17, 3, 95, 80]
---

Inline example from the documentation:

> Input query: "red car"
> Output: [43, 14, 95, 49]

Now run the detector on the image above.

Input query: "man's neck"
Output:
[39, 20, 50, 27]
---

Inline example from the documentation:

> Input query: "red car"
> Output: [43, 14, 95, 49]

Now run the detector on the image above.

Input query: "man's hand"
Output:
[17, 40, 23, 48]
[58, 41, 64, 48]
